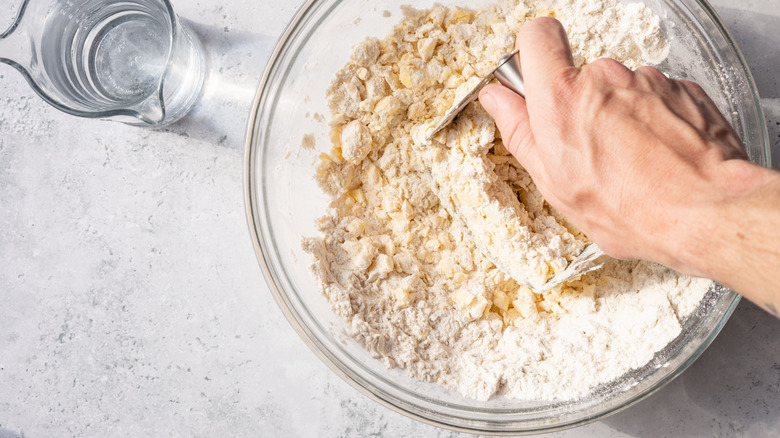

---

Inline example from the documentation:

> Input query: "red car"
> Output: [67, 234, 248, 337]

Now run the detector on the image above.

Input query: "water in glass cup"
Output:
[0, 0, 205, 126]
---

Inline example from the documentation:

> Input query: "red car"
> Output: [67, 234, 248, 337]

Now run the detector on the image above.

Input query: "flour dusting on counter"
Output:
[303, 0, 709, 401]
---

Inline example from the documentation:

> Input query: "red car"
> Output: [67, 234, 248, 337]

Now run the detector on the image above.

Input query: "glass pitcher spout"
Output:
[0, 0, 205, 127]
[0, 0, 36, 74]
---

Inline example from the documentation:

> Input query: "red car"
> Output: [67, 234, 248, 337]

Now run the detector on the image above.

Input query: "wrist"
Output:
[672, 161, 777, 279]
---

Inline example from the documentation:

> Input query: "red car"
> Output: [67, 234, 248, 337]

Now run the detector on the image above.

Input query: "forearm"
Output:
[677, 163, 780, 316]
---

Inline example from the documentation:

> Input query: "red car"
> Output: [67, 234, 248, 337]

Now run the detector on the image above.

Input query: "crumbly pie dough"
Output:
[304, 0, 709, 401]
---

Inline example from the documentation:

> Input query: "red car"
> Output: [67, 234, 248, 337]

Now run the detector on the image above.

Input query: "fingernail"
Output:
[479, 89, 496, 114]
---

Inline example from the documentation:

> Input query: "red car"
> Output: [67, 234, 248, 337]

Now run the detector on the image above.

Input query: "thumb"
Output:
[479, 83, 541, 175]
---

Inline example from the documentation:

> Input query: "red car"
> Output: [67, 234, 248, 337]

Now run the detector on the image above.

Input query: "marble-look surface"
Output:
[1, 0, 778, 436]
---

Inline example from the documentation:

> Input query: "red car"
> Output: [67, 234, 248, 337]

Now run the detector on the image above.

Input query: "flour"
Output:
[304, 0, 709, 401]
[416, 100, 588, 290]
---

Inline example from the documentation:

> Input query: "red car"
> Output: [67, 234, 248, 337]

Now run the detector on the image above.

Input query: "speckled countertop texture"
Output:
[1, 0, 779, 437]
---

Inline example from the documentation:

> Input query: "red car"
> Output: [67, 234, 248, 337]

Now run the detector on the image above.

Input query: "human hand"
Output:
[478, 17, 764, 276]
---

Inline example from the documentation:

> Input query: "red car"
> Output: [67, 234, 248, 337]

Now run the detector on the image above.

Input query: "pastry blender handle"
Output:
[493, 50, 525, 96]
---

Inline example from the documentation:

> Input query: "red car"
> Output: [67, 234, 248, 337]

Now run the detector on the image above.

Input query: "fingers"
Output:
[479, 83, 542, 176]
[477, 17, 576, 181]
[516, 17, 577, 96]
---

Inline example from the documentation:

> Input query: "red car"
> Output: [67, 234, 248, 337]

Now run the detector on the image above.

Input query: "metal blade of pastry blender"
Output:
[427, 50, 525, 141]
[427, 50, 612, 291]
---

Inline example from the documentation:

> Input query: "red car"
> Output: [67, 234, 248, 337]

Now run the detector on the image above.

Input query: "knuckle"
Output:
[679, 79, 706, 96]
[590, 57, 622, 69]
[550, 68, 577, 92]
[635, 65, 668, 84]
[590, 57, 628, 72]
[586, 58, 633, 86]
[507, 126, 535, 157]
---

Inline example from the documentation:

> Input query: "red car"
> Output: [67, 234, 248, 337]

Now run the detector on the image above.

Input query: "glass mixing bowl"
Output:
[245, 0, 770, 434]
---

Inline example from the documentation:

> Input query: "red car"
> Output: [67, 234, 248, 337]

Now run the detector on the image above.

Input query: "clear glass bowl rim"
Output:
[244, 0, 771, 434]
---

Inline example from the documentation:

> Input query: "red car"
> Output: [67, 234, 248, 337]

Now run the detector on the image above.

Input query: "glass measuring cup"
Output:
[0, 0, 206, 126]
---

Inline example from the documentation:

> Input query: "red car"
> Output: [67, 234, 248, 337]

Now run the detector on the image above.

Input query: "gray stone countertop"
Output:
[1, 0, 778, 436]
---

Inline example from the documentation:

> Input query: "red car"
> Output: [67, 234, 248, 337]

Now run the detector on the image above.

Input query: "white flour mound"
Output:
[304, 0, 710, 401]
